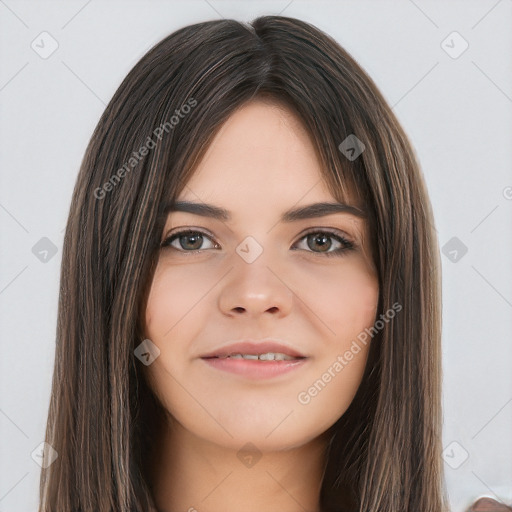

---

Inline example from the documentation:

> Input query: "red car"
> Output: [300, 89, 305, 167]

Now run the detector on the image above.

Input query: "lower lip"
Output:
[201, 357, 308, 379]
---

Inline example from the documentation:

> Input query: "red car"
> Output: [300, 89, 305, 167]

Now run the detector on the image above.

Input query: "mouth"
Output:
[200, 339, 307, 360]
[201, 354, 308, 379]
[202, 352, 306, 361]
[200, 340, 309, 379]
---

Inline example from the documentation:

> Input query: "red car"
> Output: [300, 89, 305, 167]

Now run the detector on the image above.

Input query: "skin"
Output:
[143, 99, 379, 512]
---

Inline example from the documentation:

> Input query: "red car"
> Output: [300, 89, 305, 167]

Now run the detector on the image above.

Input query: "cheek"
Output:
[144, 262, 215, 339]
[294, 264, 378, 424]
[143, 263, 213, 401]
[340, 268, 379, 329]
[305, 260, 379, 339]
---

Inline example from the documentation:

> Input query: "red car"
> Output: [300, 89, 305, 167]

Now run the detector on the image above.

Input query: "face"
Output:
[143, 99, 379, 452]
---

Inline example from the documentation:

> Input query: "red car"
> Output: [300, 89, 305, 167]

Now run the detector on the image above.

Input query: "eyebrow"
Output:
[164, 200, 367, 222]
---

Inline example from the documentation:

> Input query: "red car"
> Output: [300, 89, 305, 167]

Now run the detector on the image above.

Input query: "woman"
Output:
[39, 15, 449, 512]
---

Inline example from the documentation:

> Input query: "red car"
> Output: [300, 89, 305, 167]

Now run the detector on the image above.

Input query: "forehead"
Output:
[169, 100, 367, 235]
[182, 99, 328, 200]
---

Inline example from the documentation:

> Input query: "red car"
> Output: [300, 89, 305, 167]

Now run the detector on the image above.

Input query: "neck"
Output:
[149, 416, 330, 512]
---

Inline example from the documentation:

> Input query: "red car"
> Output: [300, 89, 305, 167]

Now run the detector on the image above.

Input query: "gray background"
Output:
[1, 1, 511, 511]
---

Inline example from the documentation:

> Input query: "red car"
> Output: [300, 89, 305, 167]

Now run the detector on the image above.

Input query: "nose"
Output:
[218, 257, 294, 318]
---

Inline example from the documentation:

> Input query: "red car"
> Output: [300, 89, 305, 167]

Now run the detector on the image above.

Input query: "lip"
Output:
[202, 356, 308, 379]
[199, 338, 309, 380]
[200, 339, 307, 359]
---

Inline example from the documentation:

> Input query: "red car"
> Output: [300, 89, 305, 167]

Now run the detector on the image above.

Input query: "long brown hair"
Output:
[39, 15, 449, 512]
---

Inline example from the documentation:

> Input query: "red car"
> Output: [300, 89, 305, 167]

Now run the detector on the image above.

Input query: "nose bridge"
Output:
[218, 234, 293, 315]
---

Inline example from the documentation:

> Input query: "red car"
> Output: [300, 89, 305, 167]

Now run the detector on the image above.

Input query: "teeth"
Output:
[259, 352, 289, 361]
[221, 352, 296, 361]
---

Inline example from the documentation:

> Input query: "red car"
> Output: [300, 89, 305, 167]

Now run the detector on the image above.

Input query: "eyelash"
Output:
[160, 228, 355, 257]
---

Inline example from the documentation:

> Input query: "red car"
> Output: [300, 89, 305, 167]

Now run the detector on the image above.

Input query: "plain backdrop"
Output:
[1, 1, 511, 511]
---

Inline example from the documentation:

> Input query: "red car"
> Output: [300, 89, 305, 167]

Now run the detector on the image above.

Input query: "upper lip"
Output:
[200, 339, 307, 359]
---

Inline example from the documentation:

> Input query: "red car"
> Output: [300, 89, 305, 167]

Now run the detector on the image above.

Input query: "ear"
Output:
[469, 497, 512, 511]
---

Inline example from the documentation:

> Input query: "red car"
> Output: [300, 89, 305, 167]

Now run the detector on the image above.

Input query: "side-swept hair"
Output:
[39, 15, 449, 512]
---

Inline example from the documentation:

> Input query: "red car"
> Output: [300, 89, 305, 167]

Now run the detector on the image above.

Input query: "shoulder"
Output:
[469, 497, 512, 511]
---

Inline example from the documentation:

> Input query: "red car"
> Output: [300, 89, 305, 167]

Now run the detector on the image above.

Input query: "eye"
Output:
[160, 228, 355, 256]
[160, 229, 218, 252]
[292, 229, 354, 257]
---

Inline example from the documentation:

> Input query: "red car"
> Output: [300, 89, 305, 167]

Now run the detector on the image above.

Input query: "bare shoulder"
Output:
[468, 497, 512, 511]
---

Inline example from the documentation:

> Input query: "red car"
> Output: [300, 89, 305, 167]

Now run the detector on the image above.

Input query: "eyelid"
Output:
[162, 226, 217, 245]
[297, 226, 355, 245]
